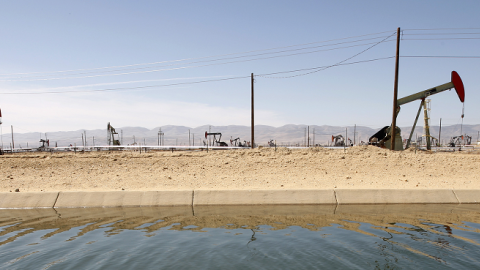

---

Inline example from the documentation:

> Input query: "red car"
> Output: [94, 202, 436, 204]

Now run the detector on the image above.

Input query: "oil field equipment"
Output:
[449, 135, 472, 147]
[38, 139, 49, 150]
[107, 122, 121, 146]
[331, 135, 345, 147]
[369, 126, 401, 149]
[230, 137, 240, 146]
[205, 131, 228, 146]
[230, 137, 249, 147]
[372, 71, 465, 151]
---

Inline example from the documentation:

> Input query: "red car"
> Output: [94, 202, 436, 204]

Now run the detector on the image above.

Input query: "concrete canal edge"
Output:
[0, 189, 479, 209]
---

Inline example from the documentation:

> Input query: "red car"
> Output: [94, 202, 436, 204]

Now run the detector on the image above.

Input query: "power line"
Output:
[0, 39, 396, 82]
[0, 56, 396, 95]
[402, 37, 480, 41]
[0, 30, 396, 77]
[257, 31, 396, 79]
[257, 57, 394, 77]
[401, 55, 480, 58]
[4, 76, 233, 92]
[1, 36, 393, 80]
[403, 28, 480, 31]
[0, 76, 250, 95]
[402, 32, 480, 36]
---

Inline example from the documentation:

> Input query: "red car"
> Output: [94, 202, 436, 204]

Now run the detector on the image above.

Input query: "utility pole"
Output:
[189, 129, 191, 146]
[158, 128, 164, 146]
[354, 124, 356, 146]
[313, 128, 315, 146]
[11, 125, 14, 150]
[304, 128, 306, 147]
[251, 73, 255, 149]
[307, 126, 310, 147]
[391, 27, 401, 150]
[438, 118, 442, 147]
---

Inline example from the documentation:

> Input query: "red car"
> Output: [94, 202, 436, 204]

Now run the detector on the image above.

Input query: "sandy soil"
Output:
[1, 146, 479, 192]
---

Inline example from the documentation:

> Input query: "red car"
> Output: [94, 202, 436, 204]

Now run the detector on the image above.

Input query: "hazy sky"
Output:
[0, 1, 479, 134]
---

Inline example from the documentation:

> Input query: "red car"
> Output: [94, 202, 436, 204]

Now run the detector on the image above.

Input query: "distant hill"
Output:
[2, 124, 479, 149]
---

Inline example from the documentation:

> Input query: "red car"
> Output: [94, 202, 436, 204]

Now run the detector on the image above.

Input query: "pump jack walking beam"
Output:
[398, 71, 465, 106]
[400, 71, 465, 150]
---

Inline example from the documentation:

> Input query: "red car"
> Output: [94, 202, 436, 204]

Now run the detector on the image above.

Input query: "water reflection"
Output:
[1, 204, 480, 268]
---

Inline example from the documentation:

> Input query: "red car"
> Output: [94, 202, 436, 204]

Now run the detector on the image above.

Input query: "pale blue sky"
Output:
[0, 1, 479, 133]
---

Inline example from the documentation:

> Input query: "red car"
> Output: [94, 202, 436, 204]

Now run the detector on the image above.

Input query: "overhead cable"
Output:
[401, 55, 480, 58]
[0, 36, 393, 80]
[0, 39, 395, 82]
[256, 31, 397, 79]
[0, 76, 250, 95]
[402, 37, 480, 41]
[0, 56, 396, 95]
[0, 30, 396, 77]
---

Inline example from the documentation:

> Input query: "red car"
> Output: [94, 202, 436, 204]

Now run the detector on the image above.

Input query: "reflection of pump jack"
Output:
[246, 229, 257, 250]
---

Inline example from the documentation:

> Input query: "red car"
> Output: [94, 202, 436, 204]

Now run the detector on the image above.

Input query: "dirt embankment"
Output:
[1, 146, 479, 192]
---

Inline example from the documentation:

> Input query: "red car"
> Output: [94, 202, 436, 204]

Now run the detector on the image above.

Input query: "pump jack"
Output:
[331, 135, 345, 147]
[371, 71, 465, 150]
[107, 122, 121, 146]
[205, 131, 228, 147]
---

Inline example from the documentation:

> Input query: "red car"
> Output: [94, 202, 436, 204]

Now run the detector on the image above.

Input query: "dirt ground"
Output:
[1, 146, 479, 192]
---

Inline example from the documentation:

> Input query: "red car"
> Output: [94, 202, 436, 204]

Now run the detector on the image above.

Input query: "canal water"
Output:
[1, 204, 479, 269]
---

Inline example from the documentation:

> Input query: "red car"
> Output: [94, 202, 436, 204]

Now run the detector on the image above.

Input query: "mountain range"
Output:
[2, 124, 479, 149]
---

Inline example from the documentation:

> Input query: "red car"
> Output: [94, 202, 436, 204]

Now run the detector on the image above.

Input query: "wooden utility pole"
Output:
[251, 73, 254, 149]
[391, 27, 401, 150]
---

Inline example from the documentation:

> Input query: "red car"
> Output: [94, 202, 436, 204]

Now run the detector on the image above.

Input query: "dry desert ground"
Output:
[1, 146, 479, 192]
